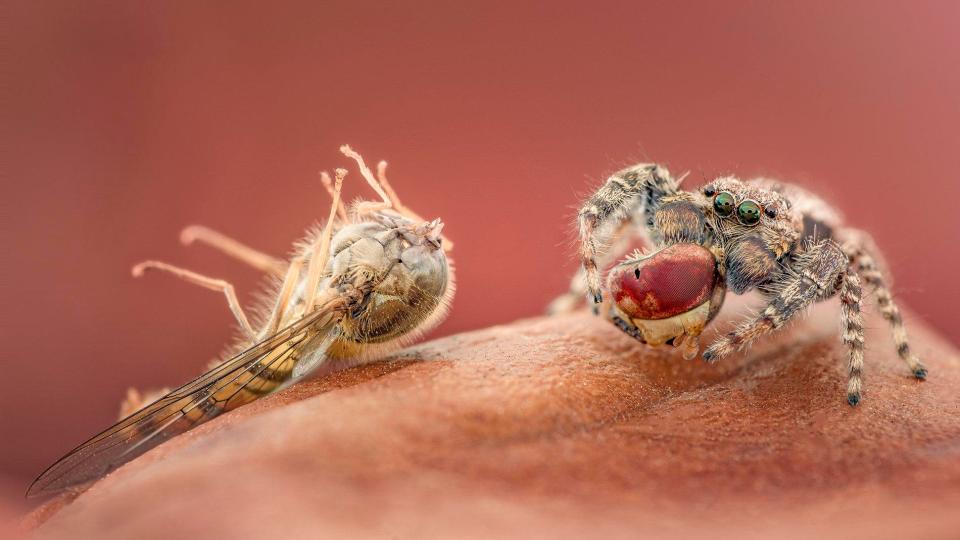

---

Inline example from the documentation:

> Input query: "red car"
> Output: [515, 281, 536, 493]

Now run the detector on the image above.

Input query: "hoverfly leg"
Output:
[179, 225, 285, 277]
[319, 171, 348, 222]
[341, 144, 454, 250]
[131, 260, 257, 340]
[265, 256, 305, 334]
[302, 168, 346, 314]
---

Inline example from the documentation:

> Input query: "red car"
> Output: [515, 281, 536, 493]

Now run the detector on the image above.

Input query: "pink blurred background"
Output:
[3, 0, 958, 509]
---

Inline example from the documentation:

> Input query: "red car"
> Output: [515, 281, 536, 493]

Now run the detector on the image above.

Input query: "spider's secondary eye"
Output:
[737, 200, 762, 225]
[703, 186, 716, 197]
[713, 191, 735, 216]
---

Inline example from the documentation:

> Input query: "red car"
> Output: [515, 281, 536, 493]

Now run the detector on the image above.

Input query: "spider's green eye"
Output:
[737, 200, 762, 226]
[713, 191, 735, 216]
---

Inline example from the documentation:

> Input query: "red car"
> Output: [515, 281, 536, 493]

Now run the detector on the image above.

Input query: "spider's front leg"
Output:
[576, 163, 681, 305]
[702, 240, 848, 363]
[546, 221, 635, 314]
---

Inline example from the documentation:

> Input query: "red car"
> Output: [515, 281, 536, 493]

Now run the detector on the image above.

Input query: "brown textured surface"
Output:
[5, 2, 960, 493]
[23, 298, 960, 539]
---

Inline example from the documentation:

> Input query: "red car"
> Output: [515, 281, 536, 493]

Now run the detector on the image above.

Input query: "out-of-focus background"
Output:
[3, 0, 958, 510]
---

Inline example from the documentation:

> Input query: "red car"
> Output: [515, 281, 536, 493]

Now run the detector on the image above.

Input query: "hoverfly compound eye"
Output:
[713, 191, 735, 217]
[737, 200, 762, 226]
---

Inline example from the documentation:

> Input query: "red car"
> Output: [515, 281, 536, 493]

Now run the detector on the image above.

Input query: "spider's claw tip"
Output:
[847, 393, 861, 406]
[913, 367, 928, 380]
[702, 349, 717, 363]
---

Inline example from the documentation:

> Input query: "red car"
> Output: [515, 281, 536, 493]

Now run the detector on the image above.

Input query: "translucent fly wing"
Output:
[292, 326, 341, 379]
[27, 303, 344, 498]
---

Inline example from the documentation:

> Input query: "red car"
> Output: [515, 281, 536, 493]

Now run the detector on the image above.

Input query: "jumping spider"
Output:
[550, 163, 927, 406]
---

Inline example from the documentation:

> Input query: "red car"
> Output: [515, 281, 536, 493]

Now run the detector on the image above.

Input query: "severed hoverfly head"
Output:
[605, 243, 725, 358]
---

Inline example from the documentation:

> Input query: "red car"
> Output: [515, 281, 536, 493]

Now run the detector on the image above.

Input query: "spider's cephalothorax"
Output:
[549, 163, 926, 406]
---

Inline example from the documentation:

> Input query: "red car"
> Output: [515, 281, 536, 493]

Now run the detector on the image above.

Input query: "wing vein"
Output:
[28, 299, 346, 497]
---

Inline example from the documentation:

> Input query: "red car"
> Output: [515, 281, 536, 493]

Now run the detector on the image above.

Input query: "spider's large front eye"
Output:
[737, 200, 762, 226]
[713, 191, 735, 216]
